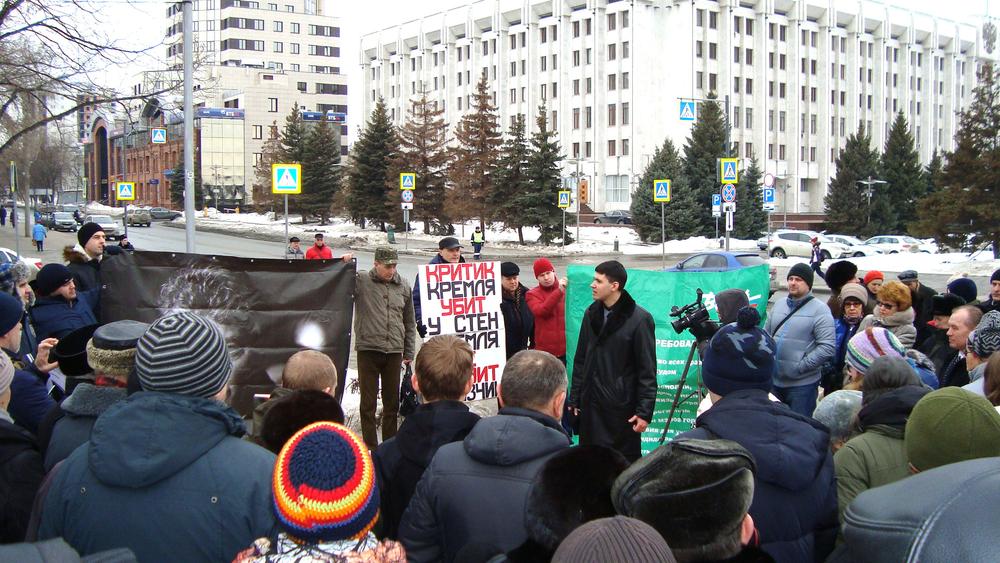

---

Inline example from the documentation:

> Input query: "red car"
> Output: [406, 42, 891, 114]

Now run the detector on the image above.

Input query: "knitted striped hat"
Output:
[845, 327, 905, 375]
[969, 311, 1000, 358]
[135, 311, 232, 398]
[273, 422, 379, 543]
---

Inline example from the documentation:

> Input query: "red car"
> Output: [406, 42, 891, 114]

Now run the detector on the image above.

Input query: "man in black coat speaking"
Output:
[569, 260, 656, 461]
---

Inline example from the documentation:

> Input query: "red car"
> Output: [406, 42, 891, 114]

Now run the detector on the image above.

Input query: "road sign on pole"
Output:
[151, 128, 167, 144]
[272, 163, 301, 194]
[719, 158, 739, 184]
[763, 187, 776, 211]
[653, 179, 671, 203]
[725, 210, 734, 232]
[401, 202, 413, 210]
[763, 173, 775, 187]
[558, 190, 571, 209]
[712, 194, 722, 218]
[401, 190, 414, 203]
[115, 182, 136, 201]
[400, 172, 415, 190]
[722, 183, 737, 202]
[679, 101, 696, 121]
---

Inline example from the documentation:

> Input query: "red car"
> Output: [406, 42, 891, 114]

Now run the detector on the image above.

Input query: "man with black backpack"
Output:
[765, 263, 835, 416]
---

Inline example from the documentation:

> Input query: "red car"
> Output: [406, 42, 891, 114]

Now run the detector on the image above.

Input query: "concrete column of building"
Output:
[788, 6, 802, 212]
[816, 8, 833, 207]
[753, 6, 770, 183]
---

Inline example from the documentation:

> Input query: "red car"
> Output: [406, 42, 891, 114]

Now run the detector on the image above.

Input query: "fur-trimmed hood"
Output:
[62, 244, 98, 265]
[60, 382, 127, 417]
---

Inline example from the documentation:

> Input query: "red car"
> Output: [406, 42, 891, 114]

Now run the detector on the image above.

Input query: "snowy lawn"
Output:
[770, 250, 1000, 277]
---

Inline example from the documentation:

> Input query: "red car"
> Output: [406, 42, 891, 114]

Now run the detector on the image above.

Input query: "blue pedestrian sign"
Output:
[116, 182, 135, 201]
[558, 190, 571, 209]
[400, 172, 415, 190]
[722, 184, 737, 202]
[679, 101, 696, 122]
[271, 163, 301, 194]
[151, 128, 167, 144]
[653, 179, 671, 203]
[720, 158, 739, 184]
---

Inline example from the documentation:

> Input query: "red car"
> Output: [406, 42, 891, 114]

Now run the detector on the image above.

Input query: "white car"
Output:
[825, 234, 885, 257]
[0, 247, 42, 278]
[766, 230, 853, 260]
[83, 214, 122, 240]
[863, 235, 930, 253]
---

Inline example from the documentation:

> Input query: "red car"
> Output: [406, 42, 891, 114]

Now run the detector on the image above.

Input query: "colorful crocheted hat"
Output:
[272, 421, 380, 543]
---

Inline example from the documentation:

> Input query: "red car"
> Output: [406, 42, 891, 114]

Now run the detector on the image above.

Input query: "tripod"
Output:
[658, 340, 705, 444]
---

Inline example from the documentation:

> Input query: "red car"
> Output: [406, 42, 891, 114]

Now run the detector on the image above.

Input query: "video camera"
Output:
[669, 288, 719, 343]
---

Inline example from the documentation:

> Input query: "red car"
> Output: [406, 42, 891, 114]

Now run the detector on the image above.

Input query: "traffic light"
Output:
[579, 179, 589, 204]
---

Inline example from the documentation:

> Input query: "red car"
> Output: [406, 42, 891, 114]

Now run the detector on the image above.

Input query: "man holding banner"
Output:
[569, 261, 656, 462]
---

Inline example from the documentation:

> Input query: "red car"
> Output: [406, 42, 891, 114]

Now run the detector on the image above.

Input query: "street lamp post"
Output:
[856, 176, 888, 226]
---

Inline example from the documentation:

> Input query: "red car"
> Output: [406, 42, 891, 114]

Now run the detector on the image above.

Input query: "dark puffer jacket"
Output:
[676, 389, 838, 563]
[0, 412, 45, 543]
[500, 283, 534, 358]
[36, 383, 127, 472]
[374, 400, 480, 540]
[398, 407, 570, 562]
[37, 392, 276, 561]
[29, 291, 97, 341]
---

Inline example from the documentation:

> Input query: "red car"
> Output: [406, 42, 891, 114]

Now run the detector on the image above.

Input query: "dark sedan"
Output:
[148, 207, 182, 220]
[593, 209, 632, 224]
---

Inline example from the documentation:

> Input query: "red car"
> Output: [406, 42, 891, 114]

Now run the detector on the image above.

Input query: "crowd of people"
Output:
[1, 223, 1000, 562]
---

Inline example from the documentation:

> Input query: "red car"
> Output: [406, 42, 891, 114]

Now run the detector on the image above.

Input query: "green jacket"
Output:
[833, 424, 908, 519]
[355, 268, 416, 359]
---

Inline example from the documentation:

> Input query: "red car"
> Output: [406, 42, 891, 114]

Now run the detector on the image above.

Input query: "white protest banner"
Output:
[419, 261, 506, 401]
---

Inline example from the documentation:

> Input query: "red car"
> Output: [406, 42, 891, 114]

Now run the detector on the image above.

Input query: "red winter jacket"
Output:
[305, 244, 333, 260]
[526, 283, 566, 358]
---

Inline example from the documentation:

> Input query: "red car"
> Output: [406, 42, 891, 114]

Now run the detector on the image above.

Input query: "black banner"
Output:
[100, 251, 356, 415]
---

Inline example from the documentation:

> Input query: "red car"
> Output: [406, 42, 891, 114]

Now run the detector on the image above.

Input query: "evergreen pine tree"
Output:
[347, 98, 398, 229]
[914, 64, 1000, 257]
[169, 152, 203, 209]
[450, 71, 502, 228]
[734, 157, 767, 239]
[523, 104, 569, 244]
[490, 113, 531, 243]
[880, 112, 924, 233]
[922, 150, 944, 199]
[395, 89, 452, 234]
[631, 139, 698, 242]
[300, 115, 341, 225]
[824, 125, 880, 236]
[682, 95, 729, 237]
[251, 121, 282, 211]
[276, 104, 308, 218]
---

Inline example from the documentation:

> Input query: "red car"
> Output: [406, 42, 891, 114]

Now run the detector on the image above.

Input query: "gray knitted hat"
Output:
[969, 311, 1000, 359]
[135, 312, 232, 398]
[552, 516, 676, 563]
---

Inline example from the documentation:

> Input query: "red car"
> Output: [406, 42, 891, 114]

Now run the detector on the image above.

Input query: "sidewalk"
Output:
[0, 221, 80, 268]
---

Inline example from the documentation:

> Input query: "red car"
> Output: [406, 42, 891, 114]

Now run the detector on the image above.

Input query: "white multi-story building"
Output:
[161, 0, 348, 203]
[360, 0, 994, 214]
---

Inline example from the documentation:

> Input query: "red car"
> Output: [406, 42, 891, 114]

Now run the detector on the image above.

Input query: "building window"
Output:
[608, 73, 616, 90]
[608, 104, 616, 126]
[622, 41, 629, 58]
[622, 72, 629, 89]
[291, 22, 299, 33]
[586, 77, 592, 93]
[297, 81, 306, 92]
[621, 102, 629, 125]
[605, 175, 628, 203]
[709, 42, 717, 60]
[273, 21, 282, 32]
[709, 11, 718, 29]
[252, 125, 263, 139]
[573, 21, 580, 37]
[291, 43, 299, 54]
[573, 108, 580, 129]
[608, 43, 616, 60]
[622, 138, 629, 155]
[573, 142, 580, 158]
[585, 142, 592, 158]
[273, 41, 283, 52]
[573, 79, 580, 95]
[607, 140, 616, 156]
[268, 98, 278, 112]
[585, 106, 592, 128]
[745, 107, 752, 128]
[607, 13, 616, 30]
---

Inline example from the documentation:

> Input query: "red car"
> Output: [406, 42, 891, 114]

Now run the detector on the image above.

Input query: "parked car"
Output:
[50, 212, 79, 232]
[125, 208, 152, 227]
[670, 251, 779, 296]
[593, 209, 632, 225]
[862, 235, 930, 253]
[825, 234, 884, 257]
[765, 229, 852, 260]
[0, 247, 42, 278]
[148, 207, 182, 221]
[83, 214, 121, 240]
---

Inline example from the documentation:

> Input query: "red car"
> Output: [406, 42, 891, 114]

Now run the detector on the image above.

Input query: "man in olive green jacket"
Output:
[355, 246, 416, 449]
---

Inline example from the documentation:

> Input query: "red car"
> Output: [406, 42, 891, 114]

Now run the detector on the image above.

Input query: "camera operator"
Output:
[685, 289, 751, 359]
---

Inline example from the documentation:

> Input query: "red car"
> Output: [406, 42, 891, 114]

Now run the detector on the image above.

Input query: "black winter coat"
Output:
[918, 328, 953, 373]
[912, 283, 937, 347]
[63, 246, 101, 294]
[677, 389, 838, 563]
[500, 284, 534, 359]
[398, 407, 570, 563]
[0, 414, 45, 543]
[374, 400, 480, 540]
[569, 290, 656, 461]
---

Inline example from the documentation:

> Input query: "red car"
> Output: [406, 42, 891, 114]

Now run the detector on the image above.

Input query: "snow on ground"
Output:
[771, 250, 1000, 277]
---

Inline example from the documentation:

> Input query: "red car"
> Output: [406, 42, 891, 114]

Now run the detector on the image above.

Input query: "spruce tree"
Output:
[395, 89, 451, 234]
[276, 104, 308, 218]
[490, 113, 531, 243]
[922, 150, 944, 199]
[681, 95, 729, 237]
[522, 104, 569, 244]
[880, 112, 924, 233]
[734, 157, 767, 239]
[450, 71, 502, 228]
[824, 125, 880, 236]
[300, 115, 341, 225]
[251, 121, 282, 211]
[347, 98, 398, 230]
[631, 139, 698, 242]
[914, 64, 1000, 257]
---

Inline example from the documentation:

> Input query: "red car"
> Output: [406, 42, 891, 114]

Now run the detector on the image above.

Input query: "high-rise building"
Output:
[161, 0, 348, 204]
[361, 0, 995, 215]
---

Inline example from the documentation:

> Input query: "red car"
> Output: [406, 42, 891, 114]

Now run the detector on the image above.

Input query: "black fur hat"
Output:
[523, 446, 629, 552]
[612, 439, 756, 558]
[259, 389, 345, 454]
[825, 260, 859, 292]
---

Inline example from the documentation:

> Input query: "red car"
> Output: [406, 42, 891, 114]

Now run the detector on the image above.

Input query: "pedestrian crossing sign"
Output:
[272, 163, 301, 194]
[720, 158, 739, 184]
[679, 101, 696, 121]
[116, 182, 136, 201]
[558, 190, 571, 209]
[151, 128, 167, 144]
[400, 172, 416, 190]
[653, 179, 671, 203]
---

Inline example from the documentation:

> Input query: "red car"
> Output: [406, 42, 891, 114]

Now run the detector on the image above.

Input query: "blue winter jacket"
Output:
[677, 389, 838, 563]
[765, 293, 836, 388]
[37, 392, 277, 562]
[31, 224, 46, 242]
[29, 290, 98, 341]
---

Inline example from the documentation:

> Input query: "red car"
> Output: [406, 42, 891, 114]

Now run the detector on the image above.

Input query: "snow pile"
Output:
[771, 251, 1000, 277]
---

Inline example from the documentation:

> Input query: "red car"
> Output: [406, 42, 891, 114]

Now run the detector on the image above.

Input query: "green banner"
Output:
[566, 263, 771, 455]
